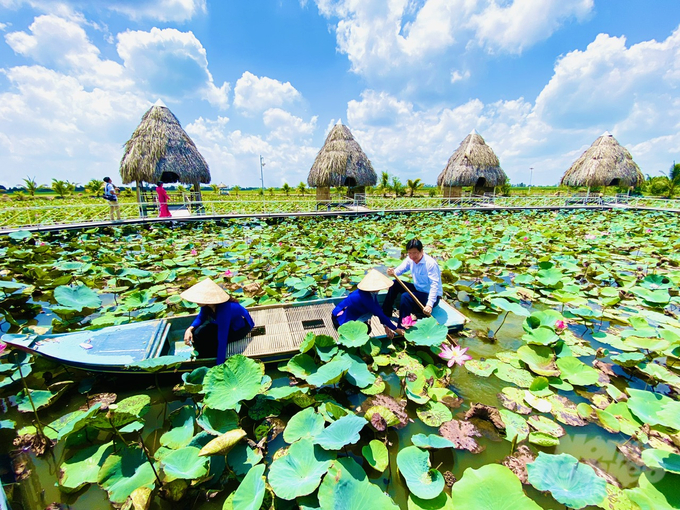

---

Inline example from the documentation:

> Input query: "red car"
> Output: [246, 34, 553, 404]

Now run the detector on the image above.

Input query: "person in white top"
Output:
[103, 176, 121, 221]
[382, 238, 443, 328]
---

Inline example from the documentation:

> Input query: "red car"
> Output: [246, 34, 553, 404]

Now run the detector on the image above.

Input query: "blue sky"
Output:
[1, 0, 679, 189]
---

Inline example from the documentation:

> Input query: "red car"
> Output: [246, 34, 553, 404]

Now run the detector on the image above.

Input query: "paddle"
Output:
[393, 274, 459, 347]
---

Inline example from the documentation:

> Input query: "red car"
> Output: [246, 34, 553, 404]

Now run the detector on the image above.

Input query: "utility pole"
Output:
[259, 155, 265, 213]
[529, 167, 533, 196]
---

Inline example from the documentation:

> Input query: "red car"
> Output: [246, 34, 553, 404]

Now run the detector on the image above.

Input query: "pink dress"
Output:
[156, 186, 171, 218]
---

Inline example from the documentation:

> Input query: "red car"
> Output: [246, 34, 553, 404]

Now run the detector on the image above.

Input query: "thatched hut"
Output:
[560, 132, 643, 189]
[437, 130, 506, 197]
[307, 123, 377, 201]
[120, 100, 210, 205]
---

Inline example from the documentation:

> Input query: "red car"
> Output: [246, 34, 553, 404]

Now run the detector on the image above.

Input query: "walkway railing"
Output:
[0, 196, 678, 230]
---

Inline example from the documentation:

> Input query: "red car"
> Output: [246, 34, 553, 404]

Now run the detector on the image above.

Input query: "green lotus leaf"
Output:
[299, 331, 316, 353]
[315, 334, 339, 362]
[54, 284, 101, 311]
[46, 403, 101, 441]
[233, 464, 266, 510]
[627, 389, 680, 428]
[197, 406, 239, 436]
[416, 401, 452, 427]
[8, 230, 32, 241]
[0, 419, 16, 429]
[411, 434, 455, 449]
[408, 492, 454, 510]
[361, 376, 386, 395]
[314, 414, 366, 450]
[630, 287, 671, 306]
[337, 320, 370, 348]
[227, 443, 263, 477]
[626, 337, 671, 352]
[624, 473, 676, 510]
[181, 367, 208, 393]
[306, 356, 352, 387]
[610, 352, 646, 367]
[641, 449, 680, 474]
[202, 354, 266, 411]
[527, 452, 607, 508]
[528, 415, 564, 437]
[129, 355, 185, 372]
[639, 362, 680, 388]
[522, 326, 559, 346]
[490, 297, 530, 316]
[547, 394, 588, 426]
[282, 353, 318, 378]
[498, 409, 529, 442]
[464, 359, 497, 377]
[342, 353, 376, 388]
[518, 345, 560, 377]
[364, 405, 401, 428]
[537, 267, 564, 287]
[404, 318, 448, 347]
[529, 376, 553, 396]
[396, 446, 445, 500]
[318, 457, 399, 510]
[493, 361, 535, 388]
[160, 406, 195, 449]
[97, 446, 157, 504]
[266, 385, 309, 400]
[161, 446, 209, 481]
[528, 431, 560, 446]
[556, 356, 600, 386]
[362, 439, 389, 471]
[450, 464, 542, 509]
[15, 387, 65, 413]
[59, 441, 113, 493]
[283, 407, 325, 443]
[268, 438, 334, 500]
[92, 394, 150, 430]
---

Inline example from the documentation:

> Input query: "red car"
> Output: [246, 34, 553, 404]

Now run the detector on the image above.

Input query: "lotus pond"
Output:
[1, 209, 680, 510]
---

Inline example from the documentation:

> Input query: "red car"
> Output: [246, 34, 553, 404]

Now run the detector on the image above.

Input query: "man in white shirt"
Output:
[382, 238, 443, 328]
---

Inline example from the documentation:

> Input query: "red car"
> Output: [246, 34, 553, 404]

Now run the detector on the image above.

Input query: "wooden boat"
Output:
[1, 297, 467, 374]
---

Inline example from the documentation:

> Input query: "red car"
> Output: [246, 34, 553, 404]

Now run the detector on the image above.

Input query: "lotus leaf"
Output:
[283, 353, 317, 378]
[522, 326, 559, 346]
[197, 407, 239, 435]
[528, 431, 560, 446]
[0, 419, 16, 429]
[464, 359, 497, 377]
[283, 407, 325, 443]
[364, 405, 401, 429]
[498, 409, 529, 442]
[161, 446, 209, 481]
[198, 428, 246, 456]
[556, 356, 600, 386]
[305, 355, 353, 387]
[624, 473, 676, 510]
[54, 284, 102, 311]
[160, 405, 195, 449]
[202, 355, 266, 411]
[610, 352, 647, 367]
[404, 318, 448, 347]
[547, 394, 588, 426]
[268, 438, 334, 500]
[641, 449, 680, 474]
[341, 352, 376, 388]
[498, 387, 532, 415]
[411, 434, 455, 449]
[315, 334, 339, 362]
[397, 446, 445, 500]
[627, 389, 680, 429]
[528, 415, 564, 437]
[518, 345, 560, 377]
[47, 403, 101, 440]
[630, 287, 671, 306]
[450, 464, 542, 509]
[493, 361, 535, 388]
[97, 446, 157, 504]
[337, 321, 370, 348]
[15, 387, 65, 412]
[490, 297, 530, 317]
[314, 414, 366, 450]
[228, 443, 263, 477]
[59, 441, 113, 492]
[362, 439, 389, 471]
[318, 457, 399, 510]
[92, 394, 150, 430]
[181, 366, 208, 392]
[361, 376, 386, 395]
[232, 464, 266, 510]
[527, 452, 607, 508]
[416, 401, 452, 427]
[8, 230, 32, 240]
[129, 355, 185, 372]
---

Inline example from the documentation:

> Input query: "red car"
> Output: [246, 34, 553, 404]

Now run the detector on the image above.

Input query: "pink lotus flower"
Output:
[224, 270, 233, 278]
[646, 229, 652, 233]
[401, 316, 416, 329]
[584, 234, 596, 240]
[0, 341, 6, 355]
[438, 344, 472, 367]
[522, 236, 528, 241]
[555, 320, 567, 331]
[191, 249, 197, 255]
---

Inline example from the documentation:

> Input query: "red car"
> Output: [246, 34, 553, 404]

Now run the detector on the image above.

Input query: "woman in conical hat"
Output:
[181, 278, 254, 364]
[331, 269, 405, 339]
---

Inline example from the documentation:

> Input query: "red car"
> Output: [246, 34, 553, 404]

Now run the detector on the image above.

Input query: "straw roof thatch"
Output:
[437, 130, 507, 187]
[307, 123, 377, 188]
[120, 100, 210, 185]
[560, 132, 643, 188]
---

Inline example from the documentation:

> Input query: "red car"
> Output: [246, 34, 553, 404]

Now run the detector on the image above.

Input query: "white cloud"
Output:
[470, 0, 593, 54]
[0, 22, 8, 30]
[263, 108, 317, 142]
[450, 69, 470, 83]
[233, 72, 301, 114]
[117, 27, 229, 109]
[108, 0, 206, 22]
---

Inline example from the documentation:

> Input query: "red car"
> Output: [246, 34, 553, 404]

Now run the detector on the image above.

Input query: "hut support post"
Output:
[136, 180, 144, 218]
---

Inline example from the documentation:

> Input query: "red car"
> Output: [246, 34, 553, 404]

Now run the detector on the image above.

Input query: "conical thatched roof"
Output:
[120, 101, 210, 185]
[560, 132, 643, 188]
[437, 130, 507, 187]
[307, 123, 377, 188]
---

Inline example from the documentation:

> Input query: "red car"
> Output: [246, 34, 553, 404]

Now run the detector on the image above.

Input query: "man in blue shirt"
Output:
[332, 269, 405, 339]
[382, 239, 443, 328]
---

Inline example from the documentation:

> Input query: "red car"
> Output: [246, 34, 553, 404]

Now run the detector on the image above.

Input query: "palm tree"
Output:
[210, 184, 220, 194]
[177, 184, 187, 194]
[268, 187, 275, 197]
[232, 185, 240, 197]
[666, 163, 680, 198]
[282, 183, 292, 196]
[84, 178, 103, 197]
[390, 176, 406, 197]
[297, 182, 307, 195]
[22, 176, 44, 197]
[406, 178, 424, 197]
[51, 179, 73, 198]
[378, 171, 390, 197]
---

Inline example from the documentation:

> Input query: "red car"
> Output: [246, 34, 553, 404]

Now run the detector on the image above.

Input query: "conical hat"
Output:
[180, 278, 230, 304]
[357, 269, 393, 292]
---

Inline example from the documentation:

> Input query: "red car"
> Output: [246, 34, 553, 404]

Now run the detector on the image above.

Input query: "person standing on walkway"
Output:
[103, 177, 121, 222]
[382, 238, 443, 328]
[156, 182, 171, 218]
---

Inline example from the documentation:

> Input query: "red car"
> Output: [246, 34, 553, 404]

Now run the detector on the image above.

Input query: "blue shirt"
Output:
[332, 289, 399, 331]
[190, 301, 254, 364]
[395, 253, 443, 307]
